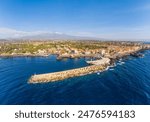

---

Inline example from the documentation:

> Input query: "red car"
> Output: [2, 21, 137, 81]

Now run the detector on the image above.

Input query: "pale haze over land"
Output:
[0, 0, 150, 40]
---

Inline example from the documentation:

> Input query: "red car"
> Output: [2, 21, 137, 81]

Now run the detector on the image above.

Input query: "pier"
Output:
[29, 58, 110, 83]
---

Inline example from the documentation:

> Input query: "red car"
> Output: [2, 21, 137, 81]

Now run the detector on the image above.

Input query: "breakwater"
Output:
[29, 63, 108, 83]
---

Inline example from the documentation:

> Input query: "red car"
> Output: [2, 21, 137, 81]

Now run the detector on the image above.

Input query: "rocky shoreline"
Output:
[0, 46, 148, 59]
[0, 53, 49, 58]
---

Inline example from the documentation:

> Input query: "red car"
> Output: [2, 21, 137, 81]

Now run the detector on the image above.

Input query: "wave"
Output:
[117, 61, 125, 65]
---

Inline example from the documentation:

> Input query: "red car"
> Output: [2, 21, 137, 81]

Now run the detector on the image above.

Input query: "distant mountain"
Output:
[0, 28, 101, 41]
[0, 39, 9, 42]
[19, 33, 96, 40]
[5, 32, 100, 41]
[1, 28, 149, 41]
[0, 31, 149, 42]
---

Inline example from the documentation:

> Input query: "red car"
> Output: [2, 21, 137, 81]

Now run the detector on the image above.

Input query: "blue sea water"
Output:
[0, 50, 150, 105]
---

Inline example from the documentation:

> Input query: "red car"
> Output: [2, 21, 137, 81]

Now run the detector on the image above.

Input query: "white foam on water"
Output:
[105, 66, 109, 71]
[97, 72, 100, 75]
[117, 61, 125, 65]
[120, 62, 125, 65]
[109, 69, 114, 71]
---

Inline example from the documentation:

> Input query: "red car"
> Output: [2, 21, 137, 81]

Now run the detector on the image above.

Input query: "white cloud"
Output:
[0, 27, 150, 40]
[0, 28, 24, 36]
[0, 27, 64, 38]
[94, 25, 150, 40]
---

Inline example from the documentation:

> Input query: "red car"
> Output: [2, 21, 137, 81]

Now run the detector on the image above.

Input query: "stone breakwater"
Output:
[29, 63, 108, 83]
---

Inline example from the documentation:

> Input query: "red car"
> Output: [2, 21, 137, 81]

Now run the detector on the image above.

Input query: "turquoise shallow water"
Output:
[0, 50, 150, 105]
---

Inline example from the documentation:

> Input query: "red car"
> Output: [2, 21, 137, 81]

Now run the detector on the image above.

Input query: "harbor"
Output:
[1, 40, 149, 83]
[28, 46, 150, 83]
[29, 58, 110, 83]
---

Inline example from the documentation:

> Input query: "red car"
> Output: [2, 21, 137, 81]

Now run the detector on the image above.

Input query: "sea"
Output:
[0, 50, 150, 105]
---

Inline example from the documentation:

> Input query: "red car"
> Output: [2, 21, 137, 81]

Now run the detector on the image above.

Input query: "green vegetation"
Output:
[0, 41, 107, 54]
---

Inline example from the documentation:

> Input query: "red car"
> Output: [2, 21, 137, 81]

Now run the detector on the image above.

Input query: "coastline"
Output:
[29, 48, 149, 83]
[0, 45, 149, 59]
[1, 41, 150, 83]
[0, 54, 50, 58]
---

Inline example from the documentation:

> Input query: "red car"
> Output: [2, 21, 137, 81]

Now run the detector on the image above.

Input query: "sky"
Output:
[0, 0, 150, 40]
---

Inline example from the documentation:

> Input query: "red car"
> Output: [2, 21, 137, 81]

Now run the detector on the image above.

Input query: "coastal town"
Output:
[0, 40, 150, 59]
[0, 40, 150, 83]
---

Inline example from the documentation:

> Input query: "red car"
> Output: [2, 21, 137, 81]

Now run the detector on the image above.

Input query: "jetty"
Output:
[29, 58, 110, 83]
